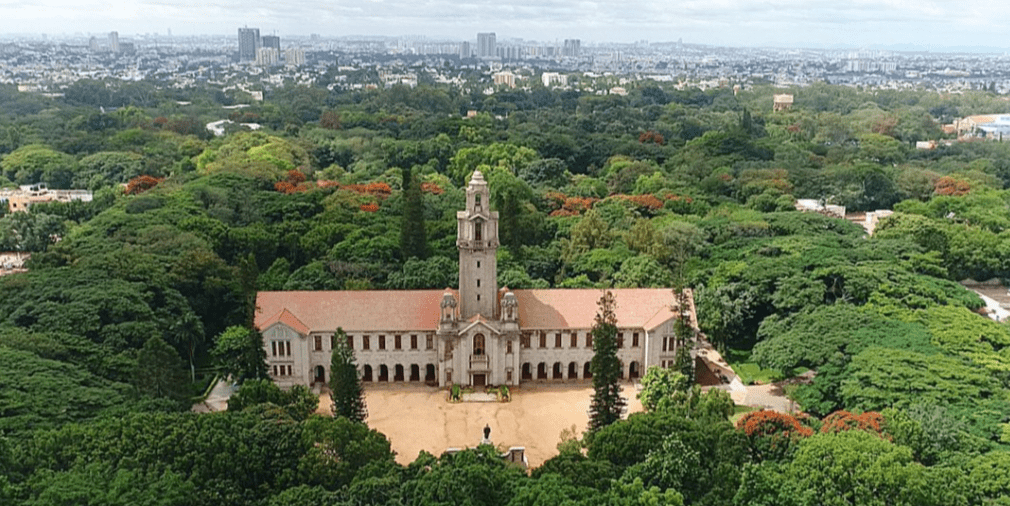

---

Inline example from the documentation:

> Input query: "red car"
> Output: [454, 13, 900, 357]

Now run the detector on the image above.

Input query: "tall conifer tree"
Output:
[399, 166, 427, 260]
[588, 290, 626, 433]
[330, 327, 367, 423]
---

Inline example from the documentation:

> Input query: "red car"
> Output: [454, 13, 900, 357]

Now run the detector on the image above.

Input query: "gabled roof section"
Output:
[260, 308, 311, 335]
[513, 288, 690, 331]
[255, 290, 444, 333]
[461, 316, 501, 335]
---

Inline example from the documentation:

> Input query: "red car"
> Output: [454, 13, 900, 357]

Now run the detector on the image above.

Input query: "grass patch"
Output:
[724, 348, 807, 385]
[729, 405, 757, 425]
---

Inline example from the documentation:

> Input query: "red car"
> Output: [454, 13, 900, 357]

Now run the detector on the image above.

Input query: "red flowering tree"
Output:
[125, 175, 165, 195]
[737, 410, 814, 462]
[934, 175, 971, 196]
[820, 410, 888, 438]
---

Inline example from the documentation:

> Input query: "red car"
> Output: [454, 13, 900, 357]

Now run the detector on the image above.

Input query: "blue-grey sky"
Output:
[1, 0, 1005, 49]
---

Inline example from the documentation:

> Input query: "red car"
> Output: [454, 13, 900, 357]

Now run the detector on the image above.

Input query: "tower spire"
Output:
[457, 170, 499, 319]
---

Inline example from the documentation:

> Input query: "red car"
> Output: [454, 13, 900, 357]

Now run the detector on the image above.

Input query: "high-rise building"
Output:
[459, 41, 471, 59]
[477, 32, 496, 58]
[563, 39, 580, 57]
[256, 47, 280, 66]
[238, 27, 261, 61]
[262, 35, 280, 50]
[89, 36, 99, 52]
[108, 31, 120, 53]
[285, 48, 305, 67]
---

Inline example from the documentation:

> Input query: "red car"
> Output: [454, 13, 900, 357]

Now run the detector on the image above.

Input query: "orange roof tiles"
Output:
[513, 288, 689, 331]
[256, 288, 692, 334]
[259, 308, 311, 335]
[255, 290, 445, 333]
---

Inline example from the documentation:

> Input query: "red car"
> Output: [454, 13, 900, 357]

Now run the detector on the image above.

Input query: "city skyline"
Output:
[1, 0, 1008, 52]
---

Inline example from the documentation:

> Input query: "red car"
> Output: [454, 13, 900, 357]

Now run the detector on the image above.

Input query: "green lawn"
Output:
[724, 348, 808, 385]
[729, 405, 757, 424]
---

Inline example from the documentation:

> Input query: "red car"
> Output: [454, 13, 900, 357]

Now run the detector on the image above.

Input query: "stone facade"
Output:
[256, 171, 696, 390]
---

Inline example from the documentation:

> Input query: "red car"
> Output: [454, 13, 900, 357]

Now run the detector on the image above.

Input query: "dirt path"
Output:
[320, 382, 643, 468]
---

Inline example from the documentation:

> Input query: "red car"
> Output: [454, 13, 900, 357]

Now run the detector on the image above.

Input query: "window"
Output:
[539, 332, 547, 349]
[286, 341, 291, 356]
[426, 335, 434, 350]
[411, 334, 418, 350]
[287, 365, 293, 376]
[473, 334, 485, 355]
[477, 279, 481, 287]
[555, 332, 562, 348]
[507, 340, 513, 354]
[586, 333, 593, 349]
[379, 335, 386, 350]
[475, 193, 481, 206]
[617, 332, 624, 349]
[477, 294, 481, 301]
[363, 335, 370, 350]
[271, 341, 277, 357]
[394, 335, 402, 350]
[330, 334, 336, 350]
[521, 332, 531, 349]
[347, 334, 354, 350]
[314, 335, 323, 351]
[506, 370, 513, 382]
[272, 365, 278, 376]
[477, 261, 481, 268]
[632, 332, 640, 348]
[570, 333, 577, 347]
[474, 221, 483, 241]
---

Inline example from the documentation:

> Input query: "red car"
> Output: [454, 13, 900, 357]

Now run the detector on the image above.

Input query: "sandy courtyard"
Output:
[319, 382, 643, 468]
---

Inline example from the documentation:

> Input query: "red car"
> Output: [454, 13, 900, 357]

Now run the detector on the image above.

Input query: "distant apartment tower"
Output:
[477, 32, 496, 58]
[238, 27, 261, 61]
[459, 41, 471, 58]
[108, 31, 120, 53]
[89, 36, 100, 52]
[262, 35, 280, 50]
[256, 47, 280, 66]
[563, 39, 580, 57]
[285, 48, 305, 66]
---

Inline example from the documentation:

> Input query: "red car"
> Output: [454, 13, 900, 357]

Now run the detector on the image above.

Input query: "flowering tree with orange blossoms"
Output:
[934, 175, 971, 196]
[359, 202, 379, 213]
[820, 410, 889, 439]
[273, 169, 312, 194]
[737, 410, 814, 462]
[638, 130, 665, 145]
[125, 175, 165, 195]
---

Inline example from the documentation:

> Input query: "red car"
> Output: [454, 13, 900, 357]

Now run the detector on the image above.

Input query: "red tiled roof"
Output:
[256, 288, 692, 334]
[512, 288, 690, 331]
[255, 290, 446, 333]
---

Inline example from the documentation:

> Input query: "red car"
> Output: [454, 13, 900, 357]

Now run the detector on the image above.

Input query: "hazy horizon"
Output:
[2, 0, 1008, 52]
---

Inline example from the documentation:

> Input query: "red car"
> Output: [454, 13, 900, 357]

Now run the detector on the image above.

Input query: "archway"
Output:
[363, 365, 373, 382]
[313, 365, 325, 384]
[379, 364, 389, 382]
[552, 362, 563, 379]
[473, 333, 485, 355]
[583, 362, 592, 379]
[522, 363, 532, 380]
[568, 362, 578, 379]
[537, 362, 547, 380]
[425, 364, 436, 383]
[394, 364, 405, 382]
[410, 364, 420, 382]
[629, 361, 641, 380]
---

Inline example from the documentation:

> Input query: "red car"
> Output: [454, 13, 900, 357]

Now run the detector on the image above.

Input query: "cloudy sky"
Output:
[1, 0, 1005, 50]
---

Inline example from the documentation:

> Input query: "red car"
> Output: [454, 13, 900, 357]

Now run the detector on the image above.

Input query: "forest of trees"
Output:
[1, 76, 1010, 503]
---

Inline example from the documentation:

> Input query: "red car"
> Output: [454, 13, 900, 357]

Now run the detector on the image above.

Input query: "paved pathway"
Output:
[191, 378, 235, 413]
